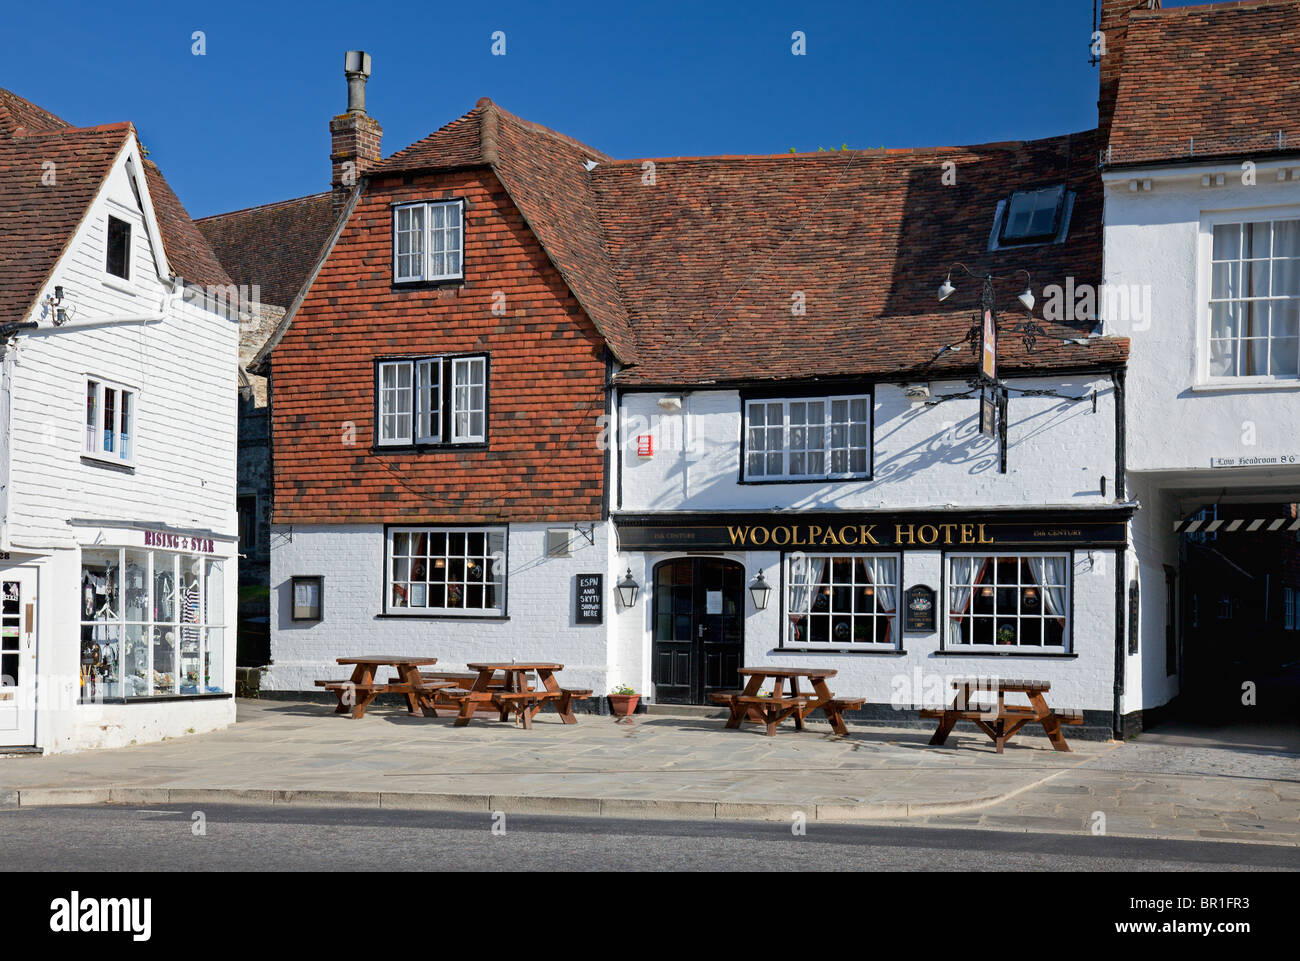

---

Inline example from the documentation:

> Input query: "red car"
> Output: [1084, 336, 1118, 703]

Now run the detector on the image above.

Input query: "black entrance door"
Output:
[652, 558, 745, 705]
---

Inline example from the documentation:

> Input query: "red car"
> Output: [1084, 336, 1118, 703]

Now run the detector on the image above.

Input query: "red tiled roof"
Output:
[595, 131, 1124, 385]
[197, 192, 338, 308]
[357, 101, 1124, 384]
[143, 158, 233, 291]
[1109, 0, 1300, 166]
[0, 87, 230, 324]
[373, 99, 637, 363]
[0, 86, 69, 136]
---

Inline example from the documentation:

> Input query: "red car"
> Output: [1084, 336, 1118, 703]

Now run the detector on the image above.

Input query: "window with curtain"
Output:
[1208, 218, 1300, 379]
[392, 200, 464, 283]
[947, 553, 1069, 651]
[785, 553, 899, 647]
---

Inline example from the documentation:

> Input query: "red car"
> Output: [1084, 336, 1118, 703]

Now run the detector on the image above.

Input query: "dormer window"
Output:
[106, 215, 131, 280]
[393, 200, 464, 283]
[993, 185, 1072, 249]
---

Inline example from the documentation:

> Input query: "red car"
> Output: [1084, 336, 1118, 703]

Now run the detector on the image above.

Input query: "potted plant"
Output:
[609, 685, 639, 719]
[997, 625, 1016, 646]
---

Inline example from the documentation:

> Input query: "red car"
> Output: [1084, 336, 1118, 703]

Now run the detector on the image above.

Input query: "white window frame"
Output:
[1198, 208, 1300, 387]
[783, 552, 901, 650]
[743, 394, 871, 481]
[377, 355, 486, 447]
[84, 376, 136, 466]
[385, 526, 507, 616]
[944, 551, 1072, 654]
[392, 200, 465, 283]
[376, 361, 414, 446]
[105, 214, 132, 281]
[450, 356, 487, 443]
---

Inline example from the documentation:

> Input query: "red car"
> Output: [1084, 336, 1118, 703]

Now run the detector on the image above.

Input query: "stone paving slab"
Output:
[1, 699, 1296, 845]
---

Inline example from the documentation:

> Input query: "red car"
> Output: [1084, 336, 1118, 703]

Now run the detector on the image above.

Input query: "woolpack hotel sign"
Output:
[613, 509, 1131, 552]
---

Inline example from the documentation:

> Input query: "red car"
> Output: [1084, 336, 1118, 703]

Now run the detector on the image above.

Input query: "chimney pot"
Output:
[344, 50, 372, 114]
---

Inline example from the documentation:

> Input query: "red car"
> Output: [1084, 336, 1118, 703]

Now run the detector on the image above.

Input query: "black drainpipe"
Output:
[1113, 544, 1127, 739]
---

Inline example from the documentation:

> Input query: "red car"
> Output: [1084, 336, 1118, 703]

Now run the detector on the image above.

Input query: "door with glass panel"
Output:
[0, 569, 38, 747]
[651, 558, 744, 705]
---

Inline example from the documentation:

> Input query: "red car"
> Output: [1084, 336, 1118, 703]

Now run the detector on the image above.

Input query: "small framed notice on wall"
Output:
[292, 576, 323, 622]
[904, 584, 937, 633]
[576, 574, 603, 624]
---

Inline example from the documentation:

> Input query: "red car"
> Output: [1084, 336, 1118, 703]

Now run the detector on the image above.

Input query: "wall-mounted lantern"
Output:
[749, 569, 772, 611]
[616, 568, 640, 608]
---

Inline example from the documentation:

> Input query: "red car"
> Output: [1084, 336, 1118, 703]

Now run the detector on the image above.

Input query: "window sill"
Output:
[372, 443, 488, 454]
[101, 274, 136, 296]
[740, 475, 872, 486]
[79, 692, 232, 705]
[775, 646, 906, 655]
[932, 650, 1077, 658]
[1190, 378, 1300, 393]
[391, 279, 466, 292]
[81, 454, 135, 473]
[375, 613, 510, 621]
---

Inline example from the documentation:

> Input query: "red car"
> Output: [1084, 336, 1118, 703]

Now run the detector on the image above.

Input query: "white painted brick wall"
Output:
[612, 547, 1119, 713]
[266, 522, 613, 694]
[617, 377, 1116, 513]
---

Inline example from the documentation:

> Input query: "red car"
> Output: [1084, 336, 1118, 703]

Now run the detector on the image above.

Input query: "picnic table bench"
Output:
[315, 656, 444, 719]
[710, 667, 864, 736]
[920, 676, 1082, 753]
[449, 663, 591, 729]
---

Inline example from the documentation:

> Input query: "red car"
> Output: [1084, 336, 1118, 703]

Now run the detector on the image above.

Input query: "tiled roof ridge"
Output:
[0, 86, 72, 135]
[1130, 0, 1300, 16]
[195, 190, 331, 223]
[596, 131, 1092, 167]
[477, 98, 611, 163]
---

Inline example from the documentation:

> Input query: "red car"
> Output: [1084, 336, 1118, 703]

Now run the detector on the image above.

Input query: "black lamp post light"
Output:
[748, 569, 772, 611]
[616, 568, 640, 608]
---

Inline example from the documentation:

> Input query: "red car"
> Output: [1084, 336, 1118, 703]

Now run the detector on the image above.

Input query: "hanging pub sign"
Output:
[576, 573, 603, 624]
[979, 386, 997, 437]
[904, 584, 937, 633]
[980, 307, 998, 383]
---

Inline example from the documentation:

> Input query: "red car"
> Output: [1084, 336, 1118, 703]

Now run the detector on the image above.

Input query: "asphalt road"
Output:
[0, 804, 1293, 872]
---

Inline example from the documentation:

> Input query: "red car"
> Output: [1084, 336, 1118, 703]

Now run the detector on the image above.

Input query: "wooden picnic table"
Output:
[449, 662, 592, 729]
[709, 667, 865, 736]
[920, 677, 1083, 753]
[315, 656, 448, 720]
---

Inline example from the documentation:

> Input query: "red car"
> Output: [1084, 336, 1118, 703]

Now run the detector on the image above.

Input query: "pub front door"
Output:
[651, 557, 744, 705]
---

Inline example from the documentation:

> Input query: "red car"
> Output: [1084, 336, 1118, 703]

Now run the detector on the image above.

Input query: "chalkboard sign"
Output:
[904, 584, 937, 633]
[576, 574, 603, 624]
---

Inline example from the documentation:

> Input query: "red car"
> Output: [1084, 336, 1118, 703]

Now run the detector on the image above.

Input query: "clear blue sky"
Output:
[1, 0, 1203, 218]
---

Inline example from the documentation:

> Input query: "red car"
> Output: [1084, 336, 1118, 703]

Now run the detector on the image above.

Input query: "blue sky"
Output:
[1, 0, 1203, 218]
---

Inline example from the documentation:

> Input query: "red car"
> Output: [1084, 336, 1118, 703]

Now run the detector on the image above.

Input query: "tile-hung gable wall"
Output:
[269, 167, 608, 525]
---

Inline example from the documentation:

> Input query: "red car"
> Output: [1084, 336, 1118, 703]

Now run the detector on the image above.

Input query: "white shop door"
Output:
[0, 570, 37, 747]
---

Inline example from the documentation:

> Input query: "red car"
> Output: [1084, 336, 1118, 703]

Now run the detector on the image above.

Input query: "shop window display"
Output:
[79, 547, 225, 700]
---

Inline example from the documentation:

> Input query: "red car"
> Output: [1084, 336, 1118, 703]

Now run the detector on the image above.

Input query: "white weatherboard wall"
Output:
[1102, 160, 1300, 475]
[2, 133, 239, 752]
[265, 522, 613, 694]
[617, 377, 1118, 514]
[610, 546, 1119, 716]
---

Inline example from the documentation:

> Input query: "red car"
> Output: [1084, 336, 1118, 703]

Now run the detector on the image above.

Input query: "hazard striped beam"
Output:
[1174, 516, 1300, 533]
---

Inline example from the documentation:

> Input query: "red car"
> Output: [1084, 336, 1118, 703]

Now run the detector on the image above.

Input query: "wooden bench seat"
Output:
[707, 690, 742, 704]
[830, 697, 866, 710]
[735, 694, 807, 708]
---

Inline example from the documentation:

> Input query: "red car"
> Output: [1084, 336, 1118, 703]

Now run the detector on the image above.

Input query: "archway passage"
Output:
[651, 558, 745, 705]
[1175, 501, 1300, 728]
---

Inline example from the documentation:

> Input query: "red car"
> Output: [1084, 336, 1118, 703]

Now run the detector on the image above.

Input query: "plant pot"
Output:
[609, 693, 639, 717]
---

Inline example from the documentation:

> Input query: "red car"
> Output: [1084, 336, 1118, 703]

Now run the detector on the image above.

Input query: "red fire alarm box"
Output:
[636, 434, 654, 457]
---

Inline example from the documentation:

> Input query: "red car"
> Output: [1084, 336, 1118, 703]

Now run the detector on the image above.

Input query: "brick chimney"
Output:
[330, 50, 382, 211]
[1098, 0, 1161, 145]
